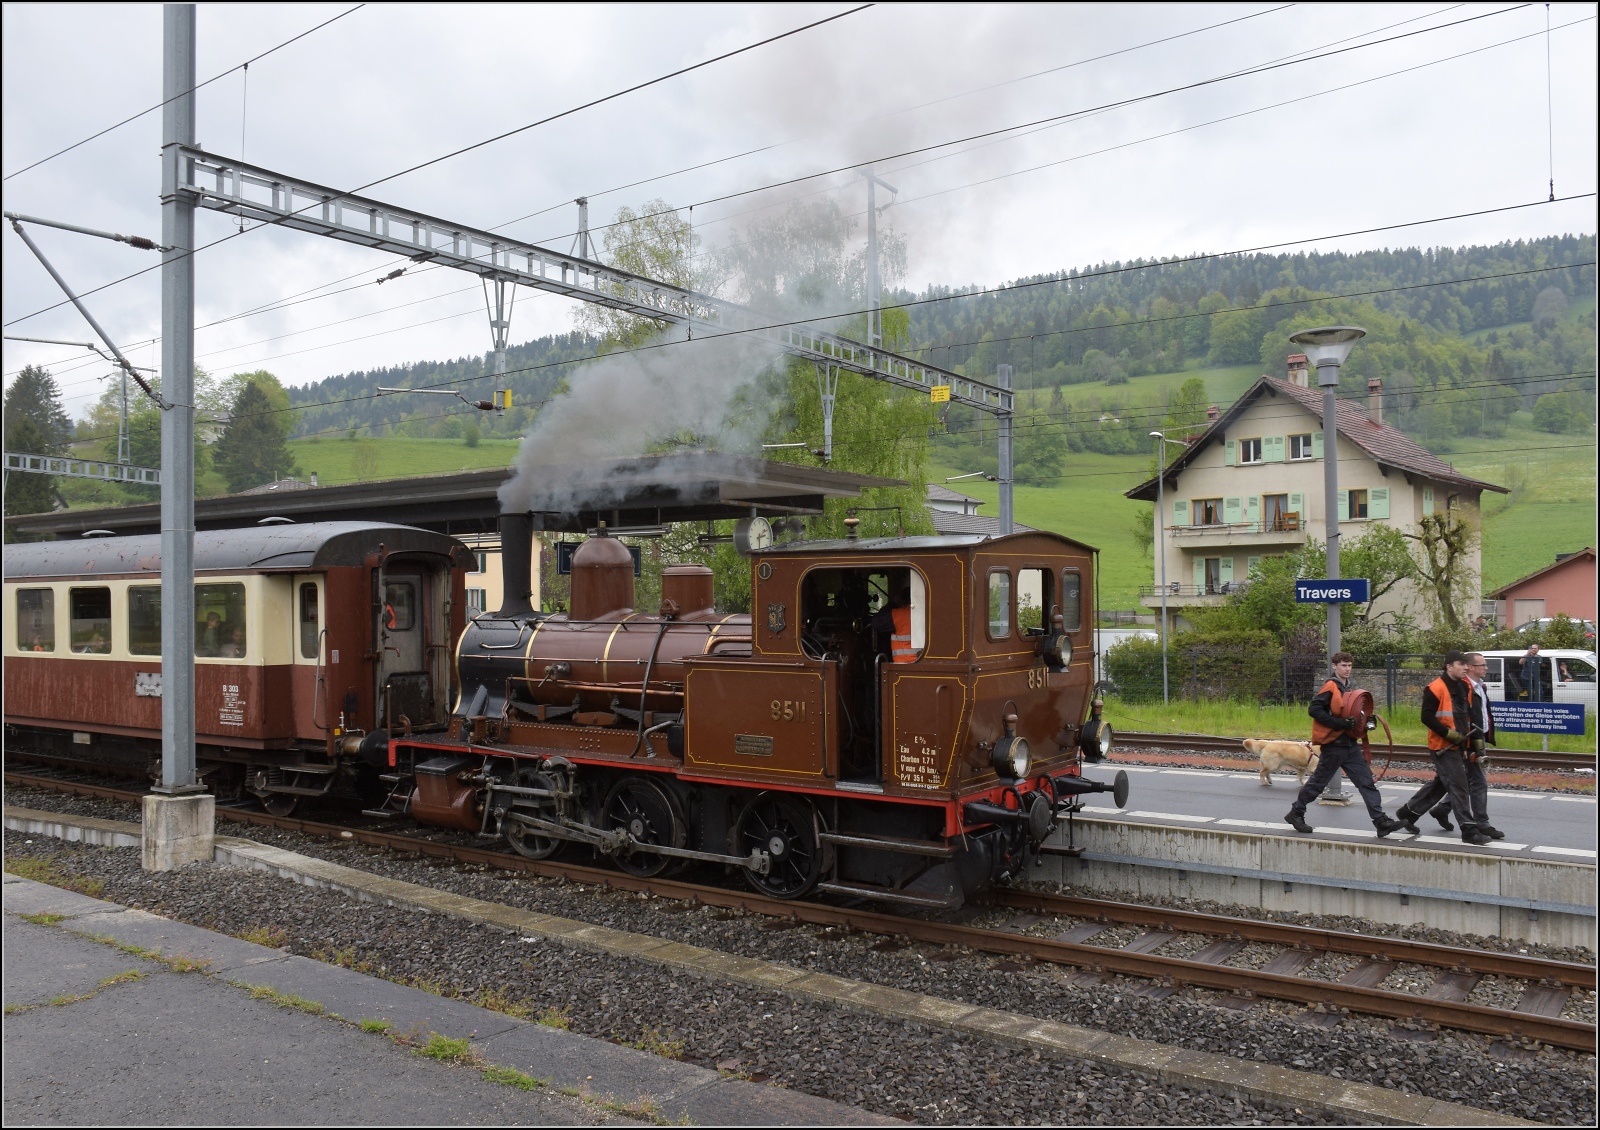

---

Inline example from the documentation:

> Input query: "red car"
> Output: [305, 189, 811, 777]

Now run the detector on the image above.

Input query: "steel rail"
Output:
[991, 888, 1596, 988]
[5, 768, 1594, 1051]
[1119, 731, 1596, 771]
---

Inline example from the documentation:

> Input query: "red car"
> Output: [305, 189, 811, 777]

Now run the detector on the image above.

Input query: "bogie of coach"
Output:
[3, 522, 469, 811]
[397, 515, 1127, 908]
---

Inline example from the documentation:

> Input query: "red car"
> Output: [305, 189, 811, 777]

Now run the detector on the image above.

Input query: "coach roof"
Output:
[3, 522, 467, 580]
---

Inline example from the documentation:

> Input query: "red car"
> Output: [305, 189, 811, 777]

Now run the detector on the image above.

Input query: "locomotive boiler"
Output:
[382, 512, 1127, 908]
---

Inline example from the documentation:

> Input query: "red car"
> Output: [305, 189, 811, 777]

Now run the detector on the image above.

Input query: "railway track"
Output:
[1119, 731, 1596, 771]
[6, 766, 1595, 1052]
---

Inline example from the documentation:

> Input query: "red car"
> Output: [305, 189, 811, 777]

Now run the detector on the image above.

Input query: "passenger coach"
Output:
[4, 521, 470, 812]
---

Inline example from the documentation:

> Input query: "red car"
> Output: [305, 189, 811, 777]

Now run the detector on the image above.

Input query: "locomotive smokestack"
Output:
[497, 511, 535, 618]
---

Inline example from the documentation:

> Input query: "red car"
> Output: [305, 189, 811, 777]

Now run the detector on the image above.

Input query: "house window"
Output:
[1289, 434, 1314, 460]
[467, 588, 488, 613]
[470, 552, 487, 575]
[1349, 489, 1369, 519]
[1263, 494, 1290, 530]
[1238, 438, 1263, 464]
[1196, 498, 1224, 526]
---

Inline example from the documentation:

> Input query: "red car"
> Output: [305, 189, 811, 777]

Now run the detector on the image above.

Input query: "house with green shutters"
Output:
[1124, 373, 1506, 629]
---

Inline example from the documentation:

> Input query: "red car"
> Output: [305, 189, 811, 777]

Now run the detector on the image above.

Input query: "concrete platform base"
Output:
[141, 793, 214, 872]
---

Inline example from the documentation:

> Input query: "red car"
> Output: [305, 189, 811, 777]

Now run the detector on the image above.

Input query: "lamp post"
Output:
[1150, 429, 1192, 704]
[1289, 326, 1365, 805]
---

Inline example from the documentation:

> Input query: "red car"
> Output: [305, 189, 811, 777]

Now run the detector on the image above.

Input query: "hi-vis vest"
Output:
[891, 605, 916, 664]
[1311, 679, 1348, 745]
[1425, 676, 1475, 751]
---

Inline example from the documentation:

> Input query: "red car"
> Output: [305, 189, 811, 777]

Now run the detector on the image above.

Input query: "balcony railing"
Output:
[1138, 582, 1251, 599]
[1170, 514, 1302, 537]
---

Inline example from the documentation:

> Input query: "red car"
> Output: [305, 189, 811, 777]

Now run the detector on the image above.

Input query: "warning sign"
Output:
[929, 386, 951, 403]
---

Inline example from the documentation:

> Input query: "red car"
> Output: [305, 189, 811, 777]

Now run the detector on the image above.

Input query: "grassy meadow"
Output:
[1101, 695, 1596, 755]
[286, 435, 522, 484]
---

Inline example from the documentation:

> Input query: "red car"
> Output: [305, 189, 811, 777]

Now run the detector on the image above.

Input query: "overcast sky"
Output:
[3, 3, 1595, 419]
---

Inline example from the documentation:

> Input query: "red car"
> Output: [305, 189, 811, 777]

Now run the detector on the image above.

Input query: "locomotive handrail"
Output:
[311, 627, 329, 732]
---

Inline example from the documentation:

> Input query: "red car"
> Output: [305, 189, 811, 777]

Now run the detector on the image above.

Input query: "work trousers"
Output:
[1290, 743, 1385, 825]
[1400, 750, 1487, 833]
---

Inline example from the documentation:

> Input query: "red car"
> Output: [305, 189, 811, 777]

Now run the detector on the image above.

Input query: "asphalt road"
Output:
[1, 915, 619, 1127]
[1078, 764, 1598, 859]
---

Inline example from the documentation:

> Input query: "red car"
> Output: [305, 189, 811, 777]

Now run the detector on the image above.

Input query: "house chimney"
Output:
[1286, 353, 1309, 387]
[1205, 404, 1219, 422]
[1366, 377, 1383, 425]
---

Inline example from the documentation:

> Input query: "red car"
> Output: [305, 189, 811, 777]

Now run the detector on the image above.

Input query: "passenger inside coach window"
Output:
[77, 631, 107, 654]
[198, 611, 223, 656]
[220, 627, 245, 659]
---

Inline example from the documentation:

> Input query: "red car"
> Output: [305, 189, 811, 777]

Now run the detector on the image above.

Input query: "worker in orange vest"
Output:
[1394, 650, 1501, 846]
[871, 584, 919, 664]
[1284, 651, 1405, 838]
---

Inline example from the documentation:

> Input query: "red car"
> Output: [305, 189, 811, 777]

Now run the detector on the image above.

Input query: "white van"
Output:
[1478, 649, 1597, 714]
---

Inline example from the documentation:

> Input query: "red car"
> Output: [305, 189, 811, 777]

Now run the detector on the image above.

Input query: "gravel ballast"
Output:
[6, 789, 1596, 1125]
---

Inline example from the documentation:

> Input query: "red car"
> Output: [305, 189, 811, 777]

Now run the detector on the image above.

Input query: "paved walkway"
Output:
[1084, 764, 1598, 858]
[2, 874, 889, 1127]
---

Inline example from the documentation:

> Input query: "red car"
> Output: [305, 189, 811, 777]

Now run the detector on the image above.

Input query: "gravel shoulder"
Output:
[5, 787, 1595, 1126]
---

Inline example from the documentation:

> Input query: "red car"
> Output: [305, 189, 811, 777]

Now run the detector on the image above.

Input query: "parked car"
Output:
[1477, 648, 1598, 714]
[1513, 618, 1597, 645]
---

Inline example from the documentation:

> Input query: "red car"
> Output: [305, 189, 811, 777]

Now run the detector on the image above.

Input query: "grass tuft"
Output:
[536, 1005, 573, 1030]
[97, 970, 146, 990]
[359, 1018, 393, 1034]
[5, 859, 105, 898]
[237, 982, 325, 1014]
[415, 1032, 475, 1063]
[238, 924, 290, 948]
[625, 1026, 687, 1060]
[481, 1064, 549, 1091]
[19, 912, 67, 926]
[470, 987, 537, 1019]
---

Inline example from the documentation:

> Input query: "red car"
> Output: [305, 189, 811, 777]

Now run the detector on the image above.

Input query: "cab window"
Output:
[987, 570, 1011, 640]
[69, 587, 112, 653]
[129, 585, 162, 655]
[16, 588, 55, 652]
[1017, 568, 1049, 635]
[196, 583, 248, 658]
[299, 583, 320, 659]
[1060, 570, 1082, 632]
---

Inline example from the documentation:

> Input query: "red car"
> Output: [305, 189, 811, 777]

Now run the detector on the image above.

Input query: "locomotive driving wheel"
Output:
[735, 793, 824, 899]
[602, 776, 685, 878]
[503, 768, 564, 861]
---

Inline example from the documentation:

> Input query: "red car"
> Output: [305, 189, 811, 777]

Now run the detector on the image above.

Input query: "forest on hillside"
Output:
[281, 235, 1596, 467]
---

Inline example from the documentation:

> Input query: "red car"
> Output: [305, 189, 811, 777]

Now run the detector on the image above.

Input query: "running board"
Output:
[815, 881, 963, 909]
[819, 831, 956, 858]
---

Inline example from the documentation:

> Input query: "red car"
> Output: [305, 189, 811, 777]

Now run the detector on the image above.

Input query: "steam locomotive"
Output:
[378, 513, 1126, 908]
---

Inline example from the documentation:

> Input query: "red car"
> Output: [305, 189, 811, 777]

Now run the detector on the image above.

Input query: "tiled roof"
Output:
[926, 483, 982, 504]
[927, 509, 1037, 536]
[1125, 377, 1508, 502]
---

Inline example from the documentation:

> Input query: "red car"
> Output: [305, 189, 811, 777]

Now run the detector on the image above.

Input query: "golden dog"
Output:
[1244, 738, 1321, 786]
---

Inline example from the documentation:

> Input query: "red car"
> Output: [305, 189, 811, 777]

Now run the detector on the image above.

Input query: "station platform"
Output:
[2, 874, 891, 1127]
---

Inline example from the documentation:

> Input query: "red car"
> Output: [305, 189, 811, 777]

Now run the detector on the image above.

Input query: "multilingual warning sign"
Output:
[1489, 700, 1586, 735]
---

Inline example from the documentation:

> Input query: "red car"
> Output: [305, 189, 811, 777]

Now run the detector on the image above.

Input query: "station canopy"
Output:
[4, 453, 902, 540]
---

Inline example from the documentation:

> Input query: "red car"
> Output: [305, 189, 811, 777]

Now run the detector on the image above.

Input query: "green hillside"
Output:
[287, 435, 521, 484]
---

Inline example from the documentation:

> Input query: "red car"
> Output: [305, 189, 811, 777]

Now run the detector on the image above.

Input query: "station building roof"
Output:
[4, 453, 902, 541]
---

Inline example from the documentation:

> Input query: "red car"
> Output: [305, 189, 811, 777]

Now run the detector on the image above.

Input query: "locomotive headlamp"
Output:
[992, 735, 1031, 780]
[1041, 633, 1073, 670]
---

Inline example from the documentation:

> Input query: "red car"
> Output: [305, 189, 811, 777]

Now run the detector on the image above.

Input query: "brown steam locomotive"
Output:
[3, 522, 470, 812]
[385, 513, 1126, 908]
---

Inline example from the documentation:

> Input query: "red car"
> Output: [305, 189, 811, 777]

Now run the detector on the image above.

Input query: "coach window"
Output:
[129, 585, 162, 655]
[16, 588, 55, 652]
[1060, 569, 1082, 632]
[299, 583, 320, 659]
[195, 583, 248, 658]
[384, 581, 416, 631]
[69, 587, 112, 653]
[987, 569, 1012, 640]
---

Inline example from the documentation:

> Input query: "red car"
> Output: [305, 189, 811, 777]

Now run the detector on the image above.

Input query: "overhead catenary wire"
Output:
[0, 1, 1540, 333]
[1, 5, 368, 182]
